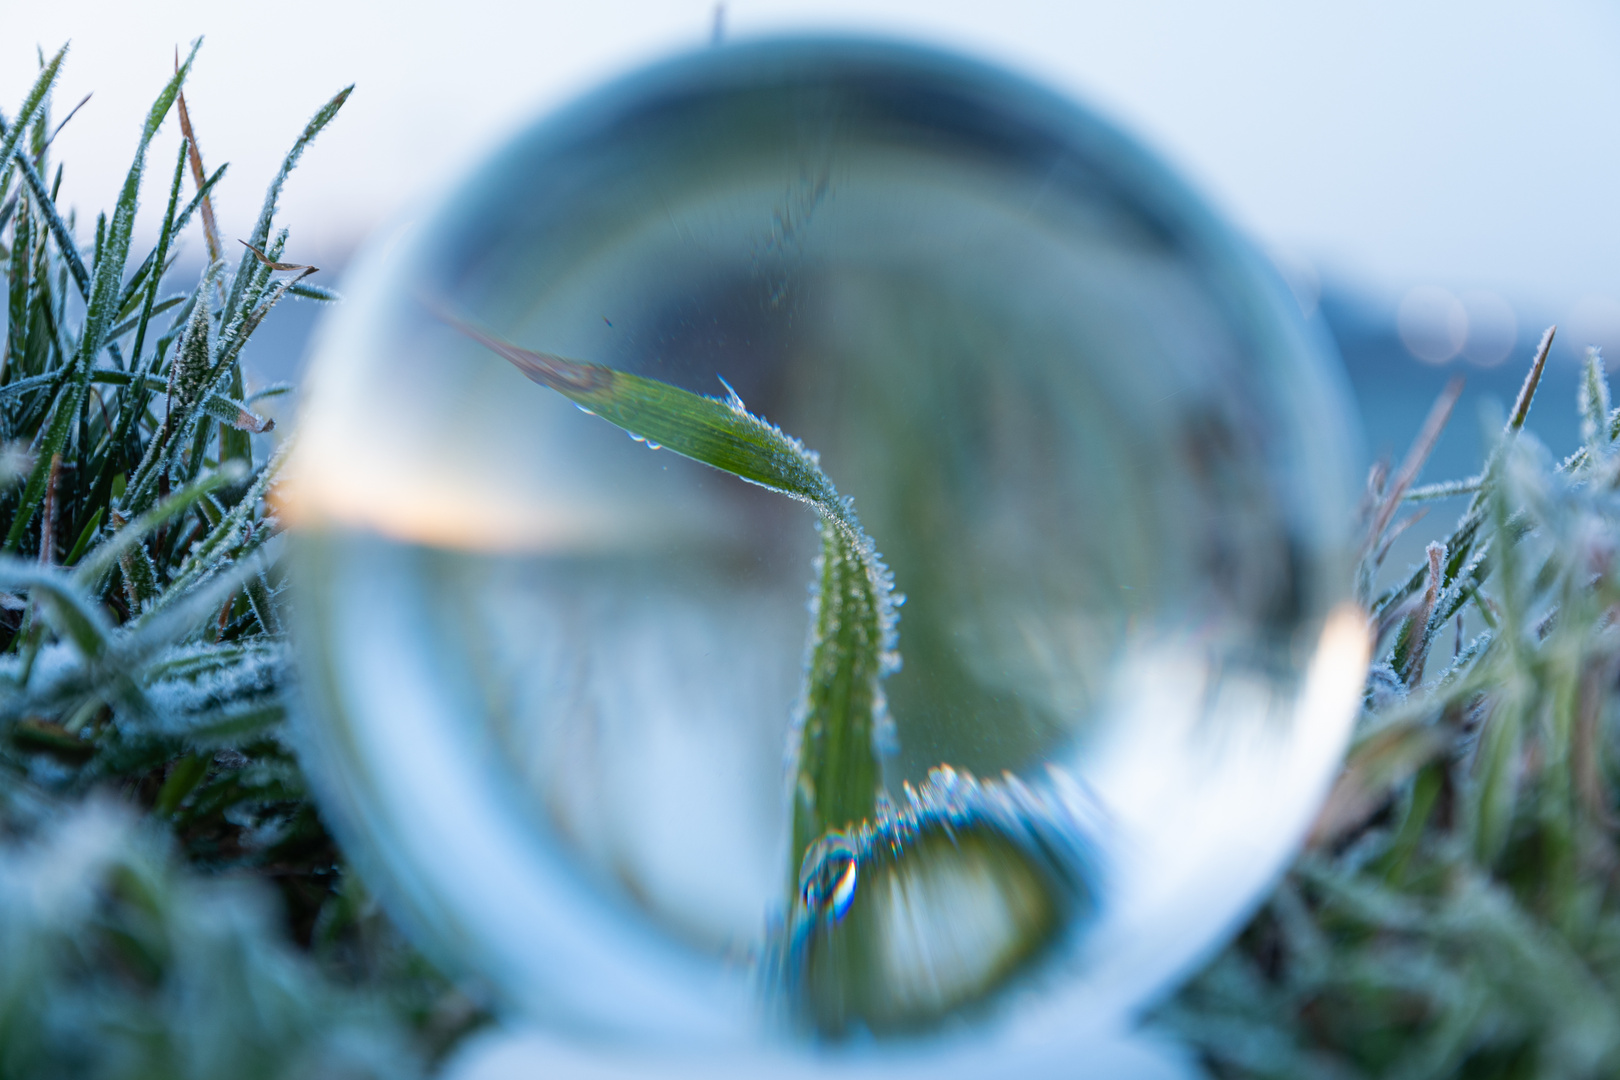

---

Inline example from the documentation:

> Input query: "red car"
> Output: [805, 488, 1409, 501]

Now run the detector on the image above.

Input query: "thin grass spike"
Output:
[1507, 325, 1555, 434]
[222, 85, 352, 325]
[0, 45, 67, 200]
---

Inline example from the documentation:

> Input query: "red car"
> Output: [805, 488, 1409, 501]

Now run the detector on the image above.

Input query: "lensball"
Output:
[285, 35, 1369, 1072]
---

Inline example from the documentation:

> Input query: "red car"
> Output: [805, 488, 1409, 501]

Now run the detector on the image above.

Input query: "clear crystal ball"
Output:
[286, 35, 1368, 1063]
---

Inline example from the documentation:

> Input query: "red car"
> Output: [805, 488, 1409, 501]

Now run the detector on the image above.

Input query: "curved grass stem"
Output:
[442, 313, 900, 888]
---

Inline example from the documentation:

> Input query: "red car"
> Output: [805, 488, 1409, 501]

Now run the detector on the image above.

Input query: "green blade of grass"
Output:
[446, 315, 900, 885]
[104, 293, 186, 344]
[793, 521, 890, 873]
[74, 459, 247, 592]
[154, 441, 291, 613]
[5, 196, 30, 366]
[168, 162, 228, 258]
[4, 380, 86, 552]
[0, 556, 109, 660]
[0, 45, 67, 199]
[287, 281, 340, 303]
[1580, 347, 1611, 458]
[444, 315, 843, 512]
[221, 85, 352, 327]
[119, 265, 219, 516]
[4, 125, 90, 296]
[110, 150, 224, 341]
[78, 41, 198, 365]
[61, 507, 103, 567]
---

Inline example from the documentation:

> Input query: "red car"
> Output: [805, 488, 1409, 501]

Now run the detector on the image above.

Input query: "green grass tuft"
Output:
[0, 45, 477, 1077]
[1159, 334, 1620, 1079]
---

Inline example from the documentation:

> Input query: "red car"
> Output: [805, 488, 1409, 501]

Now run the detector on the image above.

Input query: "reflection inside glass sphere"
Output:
[287, 36, 1367, 1051]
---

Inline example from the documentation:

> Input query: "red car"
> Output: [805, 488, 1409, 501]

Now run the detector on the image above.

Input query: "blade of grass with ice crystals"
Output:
[287, 282, 340, 303]
[198, 259, 316, 423]
[118, 264, 221, 517]
[74, 140, 192, 544]
[5, 120, 90, 295]
[89, 367, 272, 430]
[221, 85, 351, 328]
[0, 556, 109, 661]
[79, 43, 196, 362]
[214, 85, 352, 470]
[6, 197, 30, 368]
[111, 145, 220, 340]
[449, 318, 899, 883]
[1580, 347, 1611, 459]
[0, 45, 67, 199]
[74, 460, 247, 593]
[150, 440, 293, 617]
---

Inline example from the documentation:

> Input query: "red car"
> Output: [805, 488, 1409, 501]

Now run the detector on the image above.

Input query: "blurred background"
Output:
[7, 0, 1620, 479]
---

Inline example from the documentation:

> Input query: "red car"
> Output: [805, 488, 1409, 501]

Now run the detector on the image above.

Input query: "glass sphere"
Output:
[285, 35, 1368, 1064]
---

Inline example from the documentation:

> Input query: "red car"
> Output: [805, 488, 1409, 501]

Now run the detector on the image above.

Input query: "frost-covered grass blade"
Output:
[448, 312, 1097, 1035]
[441, 312, 898, 879]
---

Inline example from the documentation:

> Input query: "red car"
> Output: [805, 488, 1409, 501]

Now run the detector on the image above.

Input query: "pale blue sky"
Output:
[7, 1, 1620, 346]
